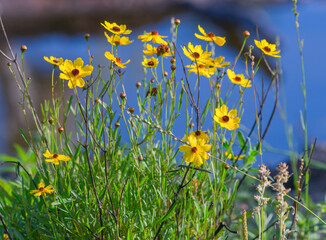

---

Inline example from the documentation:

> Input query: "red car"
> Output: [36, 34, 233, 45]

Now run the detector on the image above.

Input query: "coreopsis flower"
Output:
[43, 150, 71, 165]
[30, 182, 55, 197]
[143, 44, 172, 57]
[254, 39, 280, 58]
[227, 69, 251, 88]
[195, 25, 226, 46]
[205, 56, 230, 68]
[179, 133, 211, 167]
[44, 56, 64, 66]
[182, 43, 211, 63]
[142, 56, 159, 68]
[188, 130, 210, 143]
[187, 64, 216, 78]
[3, 234, 8, 240]
[104, 32, 133, 46]
[105, 52, 130, 68]
[138, 30, 167, 44]
[101, 21, 132, 35]
[225, 152, 244, 160]
[59, 58, 93, 89]
[214, 104, 240, 130]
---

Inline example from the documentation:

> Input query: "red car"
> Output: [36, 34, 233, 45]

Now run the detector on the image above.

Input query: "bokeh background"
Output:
[0, 0, 326, 173]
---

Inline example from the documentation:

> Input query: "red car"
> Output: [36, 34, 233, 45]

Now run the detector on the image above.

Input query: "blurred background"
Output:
[0, 0, 326, 177]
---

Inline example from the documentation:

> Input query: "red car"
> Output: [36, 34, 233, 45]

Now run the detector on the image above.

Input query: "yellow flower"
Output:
[225, 152, 244, 160]
[43, 150, 71, 165]
[195, 25, 226, 46]
[143, 44, 172, 57]
[187, 64, 216, 78]
[138, 30, 167, 44]
[30, 182, 55, 197]
[104, 52, 130, 68]
[214, 104, 240, 131]
[101, 21, 132, 35]
[3, 234, 8, 240]
[227, 69, 251, 88]
[179, 133, 211, 167]
[44, 56, 63, 66]
[182, 43, 211, 63]
[59, 58, 93, 89]
[254, 39, 280, 58]
[187, 130, 210, 143]
[142, 57, 159, 68]
[104, 32, 133, 46]
[205, 56, 230, 68]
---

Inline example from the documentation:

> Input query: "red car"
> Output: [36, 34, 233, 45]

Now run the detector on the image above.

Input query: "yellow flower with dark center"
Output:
[101, 21, 132, 35]
[3, 234, 8, 240]
[104, 32, 133, 46]
[205, 56, 230, 68]
[187, 63, 216, 78]
[142, 57, 159, 68]
[195, 25, 226, 46]
[188, 130, 210, 143]
[138, 30, 167, 44]
[179, 133, 211, 167]
[227, 69, 251, 88]
[225, 152, 244, 160]
[254, 39, 280, 58]
[105, 52, 130, 68]
[30, 182, 55, 197]
[44, 56, 63, 66]
[43, 150, 71, 165]
[59, 58, 93, 89]
[182, 43, 211, 63]
[214, 104, 240, 130]
[143, 44, 172, 57]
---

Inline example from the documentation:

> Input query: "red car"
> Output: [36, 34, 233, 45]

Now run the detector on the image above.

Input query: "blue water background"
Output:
[1, 1, 326, 167]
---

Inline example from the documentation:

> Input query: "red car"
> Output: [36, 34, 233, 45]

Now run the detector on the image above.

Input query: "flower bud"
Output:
[120, 92, 126, 99]
[138, 156, 143, 161]
[170, 58, 176, 64]
[175, 19, 181, 26]
[48, 117, 54, 124]
[171, 65, 176, 71]
[225, 164, 230, 169]
[84, 33, 90, 39]
[128, 107, 135, 114]
[115, 122, 120, 127]
[58, 127, 64, 133]
[163, 71, 168, 77]
[150, 78, 155, 83]
[136, 82, 142, 88]
[189, 123, 195, 128]
[243, 30, 250, 38]
[244, 52, 249, 58]
[21, 45, 27, 52]
[7, 62, 11, 67]
[95, 98, 100, 103]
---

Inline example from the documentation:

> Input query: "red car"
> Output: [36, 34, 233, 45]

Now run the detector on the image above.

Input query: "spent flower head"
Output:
[143, 44, 172, 57]
[195, 25, 226, 46]
[30, 182, 54, 197]
[214, 104, 240, 131]
[254, 39, 280, 58]
[59, 58, 93, 88]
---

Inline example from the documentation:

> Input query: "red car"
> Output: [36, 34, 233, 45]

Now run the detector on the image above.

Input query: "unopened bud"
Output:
[48, 117, 54, 124]
[171, 65, 176, 71]
[175, 19, 181, 26]
[163, 71, 168, 77]
[21, 45, 27, 52]
[136, 82, 142, 88]
[120, 92, 126, 99]
[170, 58, 176, 64]
[138, 156, 143, 161]
[95, 98, 100, 103]
[128, 107, 135, 114]
[225, 164, 230, 169]
[84, 33, 90, 39]
[243, 30, 250, 38]
[58, 127, 64, 133]
[150, 78, 155, 83]
[244, 52, 249, 58]
[7, 62, 11, 66]
[115, 122, 120, 127]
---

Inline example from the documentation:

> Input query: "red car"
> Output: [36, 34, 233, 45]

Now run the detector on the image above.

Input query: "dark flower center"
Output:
[234, 76, 241, 81]
[263, 46, 271, 52]
[53, 154, 59, 158]
[151, 30, 158, 35]
[191, 147, 198, 153]
[71, 69, 79, 76]
[148, 61, 154, 66]
[198, 64, 205, 69]
[192, 52, 200, 59]
[222, 116, 229, 122]
[114, 41, 120, 45]
[195, 130, 201, 136]
[39, 187, 44, 191]
[207, 32, 215, 37]
[116, 57, 122, 63]
[53, 60, 58, 63]
[112, 26, 120, 32]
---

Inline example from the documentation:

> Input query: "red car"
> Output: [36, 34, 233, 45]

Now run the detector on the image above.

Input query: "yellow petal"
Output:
[198, 25, 206, 36]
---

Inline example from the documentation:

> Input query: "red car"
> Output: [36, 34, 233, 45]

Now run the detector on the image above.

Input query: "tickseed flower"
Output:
[179, 132, 211, 167]
[143, 44, 172, 57]
[188, 130, 210, 143]
[227, 69, 251, 88]
[30, 182, 55, 197]
[44, 56, 63, 66]
[225, 152, 244, 160]
[195, 25, 226, 46]
[182, 43, 211, 63]
[205, 56, 230, 68]
[105, 52, 130, 68]
[214, 104, 240, 131]
[187, 64, 216, 78]
[104, 32, 133, 46]
[43, 150, 71, 165]
[3, 234, 8, 240]
[254, 39, 280, 58]
[101, 21, 132, 35]
[59, 58, 93, 89]
[138, 30, 167, 44]
[142, 56, 159, 68]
